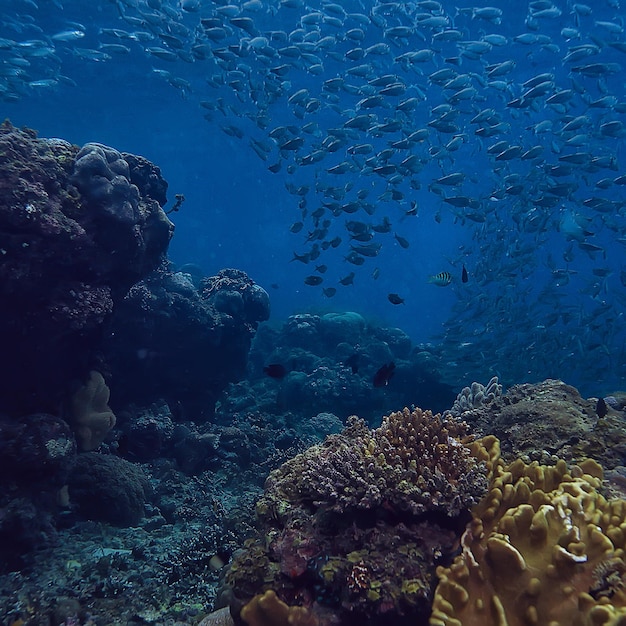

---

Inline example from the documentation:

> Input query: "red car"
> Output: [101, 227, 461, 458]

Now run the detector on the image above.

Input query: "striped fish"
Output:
[428, 271, 453, 286]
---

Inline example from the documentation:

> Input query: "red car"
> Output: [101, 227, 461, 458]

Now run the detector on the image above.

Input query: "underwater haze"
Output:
[4, 0, 626, 395]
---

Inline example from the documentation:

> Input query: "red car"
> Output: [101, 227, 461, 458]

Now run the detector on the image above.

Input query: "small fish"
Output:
[429, 271, 453, 286]
[597, 397, 608, 418]
[387, 293, 405, 305]
[263, 363, 287, 379]
[304, 275, 323, 286]
[462, 265, 469, 283]
[405, 201, 418, 216]
[394, 233, 410, 249]
[373, 362, 396, 388]
[339, 272, 355, 286]
[322, 287, 336, 297]
[51, 29, 86, 42]
[344, 353, 360, 374]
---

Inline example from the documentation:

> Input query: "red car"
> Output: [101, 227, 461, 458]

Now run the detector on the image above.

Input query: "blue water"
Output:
[4, 0, 626, 395]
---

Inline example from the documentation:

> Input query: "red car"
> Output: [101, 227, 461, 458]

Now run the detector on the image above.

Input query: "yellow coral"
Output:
[431, 444, 626, 626]
[69, 370, 116, 451]
[240, 590, 318, 626]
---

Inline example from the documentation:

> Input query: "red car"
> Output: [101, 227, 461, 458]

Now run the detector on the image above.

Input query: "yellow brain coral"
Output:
[431, 440, 626, 626]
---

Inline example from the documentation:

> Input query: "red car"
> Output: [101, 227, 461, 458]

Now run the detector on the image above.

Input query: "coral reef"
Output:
[431, 448, 626, 626]
[226, 407, 494, 626]
[241, 590, 318, 626]
[68, 370, 117, 451]
[117, 400, 175, 461]
[104, 266, 270, 419]
[455, 379, 598, 464]
[0, 121, 173, 415]
[244, 312, 456, 424]
[67, 453, 151, 526]
[447, 376, 503, 418]
[0, 413, 76, 572]
[3, 379, 626, 624]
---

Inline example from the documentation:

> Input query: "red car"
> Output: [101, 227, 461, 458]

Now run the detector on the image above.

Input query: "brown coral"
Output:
[68, 370, 116, 451]
[262, 408, 488, 522]
[431, 447, 626, 626]
[241, 590, 318, 626]
[227, 408, 494, 625]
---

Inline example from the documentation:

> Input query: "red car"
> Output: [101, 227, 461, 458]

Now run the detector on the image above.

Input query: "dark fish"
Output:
[344, 353, 360, 374]
[304, 275, 323, 286]
[322, 287, 336, 297]
[350, 242, 381, 257]
[291, 251, 310, 264]
[405, 201, 418, 216]
[345, 251, 366, 265]
[373, 362, 396, 388]
[339, 272, 355, 285]
[264, 363, 287, 379]
[394, 233, 410, 248]
[388, 293, 405, 305]
[428, 271, 453, 286]
[597, 397, 608, 418]
[462, 265, 469, 283]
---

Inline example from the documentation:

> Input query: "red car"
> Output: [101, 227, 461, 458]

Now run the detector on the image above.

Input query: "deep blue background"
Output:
[4, 0, 626, 394]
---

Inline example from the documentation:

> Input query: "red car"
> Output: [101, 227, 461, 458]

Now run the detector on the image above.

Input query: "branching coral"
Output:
[261, 408, 489, 521]
[431, 448, 626, 626]
[227, 407, 494, 625]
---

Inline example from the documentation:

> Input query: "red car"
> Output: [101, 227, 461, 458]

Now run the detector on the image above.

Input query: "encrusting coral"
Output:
[431, 441, 626, 626]
[68, 370, 116, 451]
[226, 407, 495, 625]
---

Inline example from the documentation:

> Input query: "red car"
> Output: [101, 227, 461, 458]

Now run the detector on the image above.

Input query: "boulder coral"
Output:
[431, 442, 626, 626]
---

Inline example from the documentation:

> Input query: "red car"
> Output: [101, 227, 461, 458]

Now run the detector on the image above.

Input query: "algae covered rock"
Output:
[0, 121, 173, 416]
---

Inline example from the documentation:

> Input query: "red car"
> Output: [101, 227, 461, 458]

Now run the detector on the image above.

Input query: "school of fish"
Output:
[2, 0, 626, 392]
